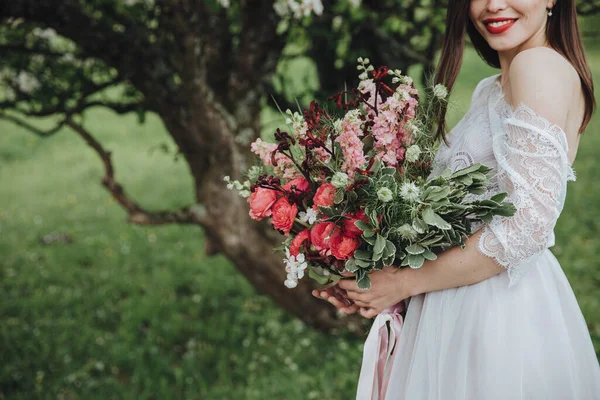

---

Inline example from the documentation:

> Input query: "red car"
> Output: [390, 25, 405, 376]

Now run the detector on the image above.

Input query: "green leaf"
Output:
[363, 234, 376, 245]
[422, 207, 451, 230]
[426, 186, 452, 202]
[380, 167, 397, 176]
[318, 206, 337, 217]
[407, 254, 425, 268]
[355, 258, 373, 268]
[412, 218, 428, 234]
[383, 253, 395, 266]
[355, 220, 371, 232]
[309, 269, 330, 285]
[356, 270, 371, 290]
[354, 249, 372, 261]
[495, 204, 516, 216]
[383, 240, 396, 259]
[369, 209, 380, 229]
[347, 191, 358, 202]
[362, 228, 375, 238]
[440, 168, 453, 179]
[422, 249, 437, 260]
[451, 163, 482, 178]
[374, 234, 386, 255]
[490, 192, 508, 203]
[334, 188, 345, 205]
[405, 244, 425, 255]
[345, 258, 359, 273]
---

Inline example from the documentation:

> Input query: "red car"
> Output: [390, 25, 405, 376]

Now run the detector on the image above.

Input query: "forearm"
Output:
[406, 229, 505, 296]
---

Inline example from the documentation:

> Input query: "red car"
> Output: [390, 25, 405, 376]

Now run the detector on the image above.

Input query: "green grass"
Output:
[1, 44, 600, 399]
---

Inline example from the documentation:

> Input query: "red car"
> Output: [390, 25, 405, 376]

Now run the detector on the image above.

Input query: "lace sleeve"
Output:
[478, 100, 576, 288]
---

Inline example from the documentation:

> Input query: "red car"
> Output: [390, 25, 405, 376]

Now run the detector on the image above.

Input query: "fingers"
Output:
[338, 278, 360, 292]
[339, 304, 360, 314]
[312, 289, 353, 309]
[340, 271, 355, 277]
[360, 307, 379, 319]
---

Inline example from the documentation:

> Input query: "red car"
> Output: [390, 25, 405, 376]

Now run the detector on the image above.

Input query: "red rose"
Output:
[270, 197, 298, 236]
[283, 177, 310, 194]
[310, 221, 337, 252]
[248, 188, 278, 221]
[290, 229, 311, 256]
[313, 183, 337, 208]
[342, 209, 369, 237]
[330, 230, 361, 260]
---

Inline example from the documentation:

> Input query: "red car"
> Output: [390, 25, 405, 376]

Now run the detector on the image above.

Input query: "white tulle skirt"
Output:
[362, 249, 600, 400]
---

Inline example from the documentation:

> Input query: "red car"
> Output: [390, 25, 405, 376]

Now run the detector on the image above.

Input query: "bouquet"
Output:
[225, 58, 515, 290]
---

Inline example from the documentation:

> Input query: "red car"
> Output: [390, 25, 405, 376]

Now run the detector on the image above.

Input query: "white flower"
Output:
[433, 83, 448, 100]
[331, 172, 349, 188]
[405, 145, 421, 163]
[283, 249, 308, 288]
[217, 0, 231, 7]
[407, 121, 421, 137]
[333, 118, 343, 134]
[247, 166, 263, 182]
[284, 278, 298, 289]
[377, 187, 393, 203]
[298, 208, 318, 225]
[399, 182, 421, 202]
[16, 71, 40, 94]
[396, 224, 418, 241]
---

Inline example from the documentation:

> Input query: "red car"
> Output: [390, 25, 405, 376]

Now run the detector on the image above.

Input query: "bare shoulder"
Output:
[507, 47, 580, 128]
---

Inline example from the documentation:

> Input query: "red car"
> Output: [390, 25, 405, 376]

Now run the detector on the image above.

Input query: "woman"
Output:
[314, 0, 600, 399]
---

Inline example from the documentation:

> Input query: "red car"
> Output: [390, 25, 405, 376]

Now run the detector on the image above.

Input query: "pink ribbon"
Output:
[356, 301, 406, 400]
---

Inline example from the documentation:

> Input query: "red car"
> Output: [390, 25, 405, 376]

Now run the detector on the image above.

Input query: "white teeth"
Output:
[488, 20, 515, 27]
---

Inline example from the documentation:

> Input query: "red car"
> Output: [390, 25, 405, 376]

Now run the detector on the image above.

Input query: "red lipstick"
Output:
[483, 17, 518, 34]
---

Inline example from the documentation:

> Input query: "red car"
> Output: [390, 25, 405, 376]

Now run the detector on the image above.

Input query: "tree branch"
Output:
[0, 111, 65, 136]
[64, 118, 206, 226]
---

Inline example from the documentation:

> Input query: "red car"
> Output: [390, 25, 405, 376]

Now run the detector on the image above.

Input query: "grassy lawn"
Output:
[1, 44, 599, 399]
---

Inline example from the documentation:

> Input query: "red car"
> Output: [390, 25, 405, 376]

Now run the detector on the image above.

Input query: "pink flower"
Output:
[310, 222, 337, 253]
[271, 197, 298, 236]
[248, 188, 278, 221]
[329, 230, 361, 260]
[335, 115, 367, 178]
[290, 229, 311, 257]
[313, 183, 337, 208]
[283, 177, 310, 194]
[250, 138, 277, 166]
[273, 153, 302, 180]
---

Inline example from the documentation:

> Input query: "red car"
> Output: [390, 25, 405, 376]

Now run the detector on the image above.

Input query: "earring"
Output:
[548, 9, 553, 16]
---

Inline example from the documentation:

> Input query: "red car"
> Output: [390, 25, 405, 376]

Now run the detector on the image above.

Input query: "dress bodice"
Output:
[429, 74, 576, 287]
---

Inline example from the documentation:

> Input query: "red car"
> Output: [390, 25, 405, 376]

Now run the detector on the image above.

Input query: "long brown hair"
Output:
[434, 0, 596, 140]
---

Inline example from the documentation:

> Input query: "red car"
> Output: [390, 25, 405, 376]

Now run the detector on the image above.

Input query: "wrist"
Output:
[400, 263, 428, 297]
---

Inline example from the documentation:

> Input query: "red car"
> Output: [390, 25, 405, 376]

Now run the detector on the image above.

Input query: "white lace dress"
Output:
[358, 74, 600, 400]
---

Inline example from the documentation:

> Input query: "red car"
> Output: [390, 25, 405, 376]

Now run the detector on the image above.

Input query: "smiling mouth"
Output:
[485, 19, 518, 27]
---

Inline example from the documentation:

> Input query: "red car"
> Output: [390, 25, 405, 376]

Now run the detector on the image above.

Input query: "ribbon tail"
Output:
[356, 315, 388, 399]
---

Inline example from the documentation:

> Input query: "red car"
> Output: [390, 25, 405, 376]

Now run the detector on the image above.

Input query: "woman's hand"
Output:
[311, 285, 360, 315]
[312, 271, 360, 315]
[339, 265, 415, 319]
